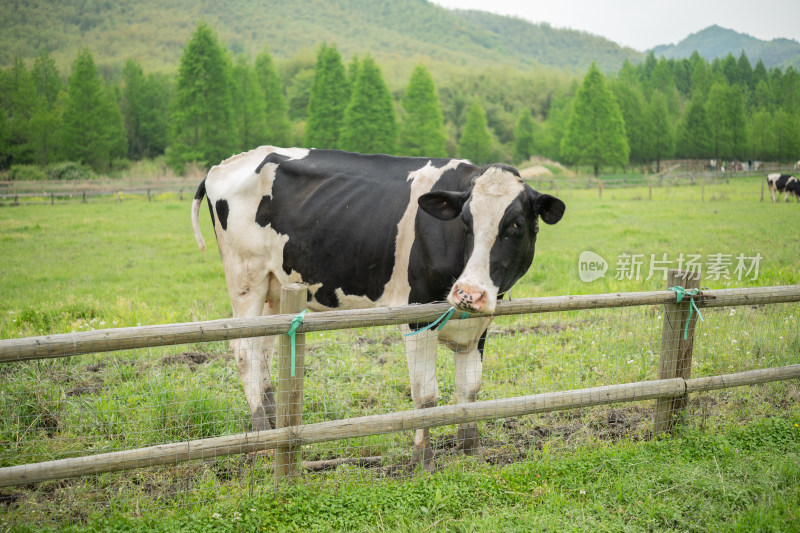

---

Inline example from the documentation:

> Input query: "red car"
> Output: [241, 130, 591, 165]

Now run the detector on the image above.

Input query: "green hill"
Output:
[651, 25, 800, 70]
[1, 0, 642, 78]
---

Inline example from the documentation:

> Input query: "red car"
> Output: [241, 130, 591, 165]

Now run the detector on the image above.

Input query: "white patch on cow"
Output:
[377, 159, 467, 307]
[448, 167, 524, 313]
[203, 146, 311, 302]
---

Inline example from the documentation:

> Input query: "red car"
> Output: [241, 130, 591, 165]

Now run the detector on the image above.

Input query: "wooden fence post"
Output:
[275, 283, 308, 486]
[760, 180, 764, 202]
[653, 269, 701, 436]
[598, 180, 603, 199]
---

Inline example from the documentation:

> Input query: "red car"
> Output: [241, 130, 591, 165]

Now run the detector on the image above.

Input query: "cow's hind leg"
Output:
[404, 329, 439, 469]
[454, 345, 483, 455]
[227, 264, 278, 431]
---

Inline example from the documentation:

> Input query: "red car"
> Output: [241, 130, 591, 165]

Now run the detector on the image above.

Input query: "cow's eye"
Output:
[503, 220, 523, 239]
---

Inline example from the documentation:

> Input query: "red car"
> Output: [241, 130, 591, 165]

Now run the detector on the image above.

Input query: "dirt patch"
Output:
[489, 322, 571, 338]
[0, 491, 23, 511]
[160, 351, 213, 367]
[67, 385, 100, 397]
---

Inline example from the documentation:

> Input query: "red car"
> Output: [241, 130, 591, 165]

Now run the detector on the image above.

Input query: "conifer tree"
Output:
[0, 107, 9, 169]
[512, 109, 535, 163]
[705, 81, 747, 160]
[774, 108, 800, 163]
[97, 82, 128, 169]
[169, 23, 235, 169]
[347, 55, 360, 87]
[537, 86, 574, 161]
[30, 50, 63, 165]
[747, 110, 776, 161]
[339, 56, 396, 154]
[561, 63, 629, 176]
[121, 59, 169, 159]
[255, 48, 291, 146]
[305, 43, 349, 149]
[676, 93, 711, 160]
[398, 64, 446, 157]
[6, 57, 36, 164]
[647, 91, 674, 172]
[612, 80, 648, 164]
[232, 55, 268, 150]
[62, 48, 126, 170]
[458, 101, 492, 163]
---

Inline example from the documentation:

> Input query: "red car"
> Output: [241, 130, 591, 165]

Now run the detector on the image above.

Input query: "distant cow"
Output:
[767, 173, 800, 203]
[192, 147, 565, 465]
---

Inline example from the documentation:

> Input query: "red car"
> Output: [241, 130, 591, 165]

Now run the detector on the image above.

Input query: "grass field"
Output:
[1, 175, 799, 531]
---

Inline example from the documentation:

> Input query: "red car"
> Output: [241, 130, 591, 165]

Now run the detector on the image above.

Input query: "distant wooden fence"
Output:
[1, 276, 799, 487]
[0, 178, 196, 205]
[4, 164, 796, 206]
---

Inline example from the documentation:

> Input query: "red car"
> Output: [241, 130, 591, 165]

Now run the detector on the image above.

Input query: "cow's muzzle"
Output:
[449, 282, 490, 313]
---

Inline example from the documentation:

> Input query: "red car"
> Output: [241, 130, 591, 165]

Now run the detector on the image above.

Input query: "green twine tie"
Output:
[668, 286, 704, 339]
[286, 310, 307, 377]
[404, 306, 470, 336]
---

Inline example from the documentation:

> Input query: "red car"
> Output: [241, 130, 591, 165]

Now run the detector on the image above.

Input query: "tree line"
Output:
[1, 22, 799, 179]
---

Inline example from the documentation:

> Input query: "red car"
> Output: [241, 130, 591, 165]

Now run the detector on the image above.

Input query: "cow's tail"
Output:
[191, 178, 207, 252]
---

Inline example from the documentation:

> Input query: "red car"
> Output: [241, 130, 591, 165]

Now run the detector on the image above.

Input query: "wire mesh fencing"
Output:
[0, 284, 798, 526]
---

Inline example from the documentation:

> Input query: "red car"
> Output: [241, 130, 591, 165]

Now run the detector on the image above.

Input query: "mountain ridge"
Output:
[652, 24, 800, 69]
[0, 0, 641, 77]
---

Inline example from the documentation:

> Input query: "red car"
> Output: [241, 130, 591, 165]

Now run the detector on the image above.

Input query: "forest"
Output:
[1, 20, 799, 180]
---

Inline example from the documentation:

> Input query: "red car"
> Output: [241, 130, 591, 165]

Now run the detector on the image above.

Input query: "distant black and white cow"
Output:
[192, 147, 565, 465]
[767, 173, 800, 203]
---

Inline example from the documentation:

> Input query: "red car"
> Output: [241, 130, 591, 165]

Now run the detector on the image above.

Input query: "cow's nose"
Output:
[451, 283, 487, 312]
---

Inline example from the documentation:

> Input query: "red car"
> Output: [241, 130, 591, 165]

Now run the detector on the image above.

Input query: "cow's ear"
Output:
[531, 192, 565, 225]
[418, 190, 468, 221]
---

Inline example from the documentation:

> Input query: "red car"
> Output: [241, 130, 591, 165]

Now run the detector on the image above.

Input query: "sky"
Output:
[432, 0, 800, 52]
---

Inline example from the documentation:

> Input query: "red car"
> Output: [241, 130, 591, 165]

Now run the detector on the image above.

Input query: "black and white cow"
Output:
[192, 146, 565, 465]
[767, 173, 800, 203]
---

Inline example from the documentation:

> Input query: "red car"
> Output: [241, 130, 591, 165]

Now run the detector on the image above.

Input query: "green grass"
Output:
[5, 417, 800, 532]
[1, 176, 799, 531]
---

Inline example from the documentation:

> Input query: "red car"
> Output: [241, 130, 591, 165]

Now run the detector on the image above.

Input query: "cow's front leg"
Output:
[454, 346, 483, 454]
[404, 329, 439, 469]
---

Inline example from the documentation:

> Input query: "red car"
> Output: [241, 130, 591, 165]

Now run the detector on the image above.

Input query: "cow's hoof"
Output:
[262, 388, 277, 429]
[250, 406, 273, 431]
[411, 443, 434, 470]
[456, 426, 481, 455]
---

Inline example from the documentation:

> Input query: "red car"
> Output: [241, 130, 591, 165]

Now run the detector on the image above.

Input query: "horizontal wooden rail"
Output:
[1, 365, 797, 487]
[2, 285, 799, 363]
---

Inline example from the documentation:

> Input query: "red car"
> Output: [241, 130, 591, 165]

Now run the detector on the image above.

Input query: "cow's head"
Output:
[418, 164, 565, 313]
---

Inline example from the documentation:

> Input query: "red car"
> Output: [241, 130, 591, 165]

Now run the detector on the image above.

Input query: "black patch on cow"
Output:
[255, 149, 455, 308]
[488, 187, 564, 293]
[215, 199, 229, 231]
[407, 164, 479, 304]
[255, 152, 291, 174]
[477, 328, 487, 361]
[194, 178, 207, 201]
[774, 174, 791, 191]
[206, 198, 216, 231]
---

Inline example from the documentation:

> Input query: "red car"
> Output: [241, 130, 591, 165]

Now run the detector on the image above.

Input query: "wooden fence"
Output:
[4, 164, 796, 206]
[1, 276, 799, 487]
